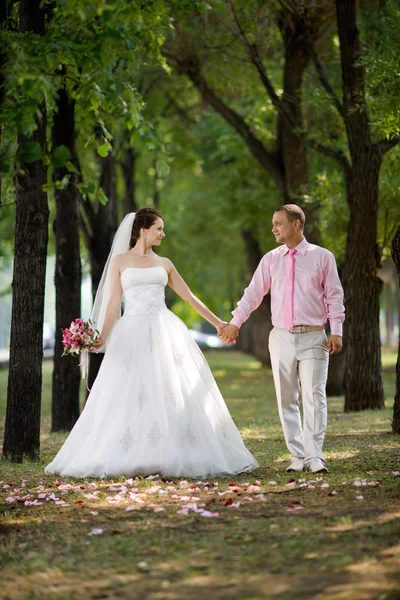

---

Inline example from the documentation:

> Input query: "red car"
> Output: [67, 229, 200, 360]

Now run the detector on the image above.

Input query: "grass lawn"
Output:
[0, 350, 399, 600]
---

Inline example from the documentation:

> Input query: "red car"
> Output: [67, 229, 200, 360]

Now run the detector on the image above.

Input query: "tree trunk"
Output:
[342, 156, 384, 410]
[2, 0, 48, 462]
[122, 147, 138, 215]
[51, 80, 81, 431]
[279, 17, 322, 246]
[86, 153, 118, 391]
[391, 226, 400, 434]
[336, 0, 384, 411]
[0, 2, 6, 205]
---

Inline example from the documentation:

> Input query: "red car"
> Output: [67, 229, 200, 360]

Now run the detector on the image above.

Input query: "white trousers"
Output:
[268, 327, 329, 464]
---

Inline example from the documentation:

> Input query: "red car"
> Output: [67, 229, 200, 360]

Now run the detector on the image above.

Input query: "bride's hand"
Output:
[215, 320, 228, 334]
[89, 335, 106, 353]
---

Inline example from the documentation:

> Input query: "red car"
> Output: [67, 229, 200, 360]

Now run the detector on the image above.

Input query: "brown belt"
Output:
[289, 325, 324, 334]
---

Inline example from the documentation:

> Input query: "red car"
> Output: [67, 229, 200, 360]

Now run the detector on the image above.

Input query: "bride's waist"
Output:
[123, 299, 167, 315]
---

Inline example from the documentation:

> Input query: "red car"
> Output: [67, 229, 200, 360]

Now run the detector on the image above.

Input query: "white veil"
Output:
[90, 212, 136, 352]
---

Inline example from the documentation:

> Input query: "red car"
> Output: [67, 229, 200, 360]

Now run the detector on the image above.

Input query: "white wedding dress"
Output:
[45, 266, 259, 479]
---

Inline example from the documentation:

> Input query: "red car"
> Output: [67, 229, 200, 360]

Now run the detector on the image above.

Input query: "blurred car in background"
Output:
[43, 322, 55, 350]
[188, 329, 230, 350]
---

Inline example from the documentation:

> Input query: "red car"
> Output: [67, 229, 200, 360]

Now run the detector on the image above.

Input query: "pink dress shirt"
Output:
[231, 238, 345, 336]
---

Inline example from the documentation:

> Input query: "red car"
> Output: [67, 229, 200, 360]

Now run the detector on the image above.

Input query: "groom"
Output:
[220, 204, 344, 473]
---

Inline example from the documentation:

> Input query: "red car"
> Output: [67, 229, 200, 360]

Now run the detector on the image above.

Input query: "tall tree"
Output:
[159, 1, 335, 365]
[391, 225, 400, 434]
[51, 71, 82, 432]
[80, 151, 118, 390]
[162, 1, 335, 243]
[305, 0, 400, 410]
[3, 0, 49, 461]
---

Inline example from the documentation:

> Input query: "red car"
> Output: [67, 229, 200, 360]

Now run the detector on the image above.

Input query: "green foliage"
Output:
[361, 0, 400, 137]
[0, 0, 169, 178]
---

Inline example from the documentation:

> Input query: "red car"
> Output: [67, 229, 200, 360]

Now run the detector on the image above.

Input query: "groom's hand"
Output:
[328, 335, 342, 354]
[219, 324, 239, 344]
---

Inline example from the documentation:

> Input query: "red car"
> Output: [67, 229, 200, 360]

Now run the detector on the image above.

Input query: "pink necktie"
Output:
[284, 248, 297, 330]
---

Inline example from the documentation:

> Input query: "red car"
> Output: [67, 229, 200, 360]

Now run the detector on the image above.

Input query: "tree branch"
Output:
[303, 19, 345, 120]
[227, 0, 281, 112]
[306, 137, 351, 177]
[376, 133, 400, 155]
[162, 46, 286, 197]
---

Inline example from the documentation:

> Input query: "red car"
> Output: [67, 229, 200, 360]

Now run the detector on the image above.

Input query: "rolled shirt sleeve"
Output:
[322, 251, 345, 336]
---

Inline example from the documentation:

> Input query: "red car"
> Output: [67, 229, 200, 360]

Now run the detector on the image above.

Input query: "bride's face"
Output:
[144, 217, 165, 247]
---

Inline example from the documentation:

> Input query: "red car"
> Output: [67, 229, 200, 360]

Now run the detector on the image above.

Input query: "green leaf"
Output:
[97, 142, 112, 157]
[85, 135, 96, 148]
[20, 142, 42, 163]
[65, 161, 77, 173]
[98, 187, 108, 206]
[55, 175, 71, 190]
[77, 182, 96, 198]
[156, 159, 170, 177]
[51, 145, 71, 167]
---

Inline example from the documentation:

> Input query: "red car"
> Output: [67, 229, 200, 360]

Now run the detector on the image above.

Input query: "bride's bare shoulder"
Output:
[111, 252, 129, 271]
[158, 256, 175, 274]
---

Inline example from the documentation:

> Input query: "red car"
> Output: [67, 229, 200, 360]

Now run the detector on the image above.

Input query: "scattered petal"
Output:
[199, 510, 219, 518]
[89, 528, 103, 536]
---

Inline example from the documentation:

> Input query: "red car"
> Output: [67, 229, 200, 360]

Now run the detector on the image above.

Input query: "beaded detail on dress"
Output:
[124, 284, 166, 315]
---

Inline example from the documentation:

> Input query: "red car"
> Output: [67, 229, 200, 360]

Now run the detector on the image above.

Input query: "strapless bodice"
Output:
[121, 267, 168, 315]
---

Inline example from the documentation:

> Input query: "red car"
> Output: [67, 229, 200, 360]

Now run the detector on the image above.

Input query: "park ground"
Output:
[0, 350, 399, 600]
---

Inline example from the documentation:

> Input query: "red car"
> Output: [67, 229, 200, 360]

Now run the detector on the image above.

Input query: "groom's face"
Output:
[272, 211, 298, 245]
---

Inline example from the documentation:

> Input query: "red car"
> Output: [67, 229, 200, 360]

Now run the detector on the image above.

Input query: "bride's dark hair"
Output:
[129, 207, 164, 249]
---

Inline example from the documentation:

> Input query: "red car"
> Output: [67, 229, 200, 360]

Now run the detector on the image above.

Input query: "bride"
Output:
[45, 208, 259, 479]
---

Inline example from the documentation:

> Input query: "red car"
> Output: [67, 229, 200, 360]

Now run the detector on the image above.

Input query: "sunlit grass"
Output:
[0, 350, 399, 600]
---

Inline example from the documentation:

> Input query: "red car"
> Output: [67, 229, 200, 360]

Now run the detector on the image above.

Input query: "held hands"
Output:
[328, 335, 342, 354]
[218, 323, 240, 345]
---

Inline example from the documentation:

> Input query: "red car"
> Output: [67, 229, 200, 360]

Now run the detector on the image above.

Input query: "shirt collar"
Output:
[282, 237, 309, 256]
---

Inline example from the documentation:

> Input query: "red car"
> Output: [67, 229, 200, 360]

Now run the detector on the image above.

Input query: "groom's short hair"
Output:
[277, 204, 305, 230]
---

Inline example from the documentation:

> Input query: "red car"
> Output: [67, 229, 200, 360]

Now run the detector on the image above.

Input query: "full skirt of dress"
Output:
[45, 309, 259, 479]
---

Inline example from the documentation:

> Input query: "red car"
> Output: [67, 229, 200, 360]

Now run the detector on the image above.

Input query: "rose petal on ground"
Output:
[356, 495, 364, 500]
[328, 490, 337, 496]
[200, 510, 219, 518]
[90, 528, 103, 536]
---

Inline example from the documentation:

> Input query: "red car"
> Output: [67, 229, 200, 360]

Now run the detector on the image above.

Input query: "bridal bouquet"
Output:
[62, 318, 99, 357]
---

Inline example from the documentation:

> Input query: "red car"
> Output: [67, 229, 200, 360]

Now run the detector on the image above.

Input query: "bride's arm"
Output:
[92, 257, 123, 349]
[167, 261, 225, 332]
